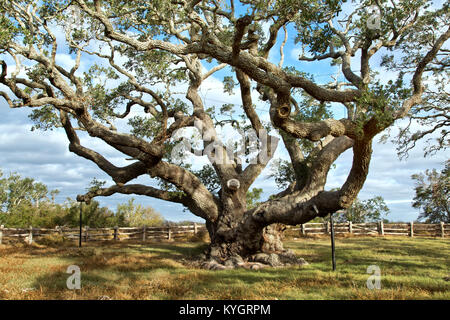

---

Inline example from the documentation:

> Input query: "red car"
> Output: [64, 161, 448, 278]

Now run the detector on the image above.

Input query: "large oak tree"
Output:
[0, 0, 448, 268]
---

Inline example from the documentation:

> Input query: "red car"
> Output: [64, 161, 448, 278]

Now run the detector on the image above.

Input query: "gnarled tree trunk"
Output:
[200, 191, 308, 270]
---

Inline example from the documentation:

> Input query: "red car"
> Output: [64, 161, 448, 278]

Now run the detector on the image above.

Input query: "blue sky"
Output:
[0, 1, 448, 223]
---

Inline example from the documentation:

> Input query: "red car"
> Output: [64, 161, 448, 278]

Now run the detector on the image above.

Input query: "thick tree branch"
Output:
[395, 26, 450, 119]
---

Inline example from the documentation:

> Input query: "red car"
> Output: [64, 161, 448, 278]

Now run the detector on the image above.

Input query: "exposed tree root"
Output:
[183, 250, 308, 270]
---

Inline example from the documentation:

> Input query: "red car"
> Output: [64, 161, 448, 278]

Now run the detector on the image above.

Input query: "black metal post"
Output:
[79, 202, 82, 248]
[330, 214, 336, 271]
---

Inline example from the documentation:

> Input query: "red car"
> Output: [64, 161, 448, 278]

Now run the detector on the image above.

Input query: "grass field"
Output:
[0, 236, 448, 300]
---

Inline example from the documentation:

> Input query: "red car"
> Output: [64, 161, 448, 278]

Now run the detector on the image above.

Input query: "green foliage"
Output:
[63, 200, 118, 228]
[128, 115, 163, 139]
[81, 65, 121, 123]
[246, 188, 263, 209]
[335, 196, 390, 223]
[0, 197, 118, 229]
[116, 198, 164, 227]
[38, 0, 70, 19]
[193, 165, 221, 194]
[0, 171, 55, 211]
[87, 178, 107, 193]
[223, 76, 236, 95]
[0, 170, 162, 228]
[354, 81, 408, 136]
[124, 49, 186, 86]
[268, 158, 296, 189]
[376, 1, 449, 157]
[29, 106, 60, 131]
[0, 14, 18, 48]
[412, 161, 450, 223]
[293, 0, 344, 53]
[220, 103, 234, 115]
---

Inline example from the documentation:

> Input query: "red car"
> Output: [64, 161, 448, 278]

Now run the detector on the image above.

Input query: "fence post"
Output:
[85, 226, 89, 242]
[193, 223, 198, 235]
[54, 226, 58, 240]
[349, 221, 353, 234]
[28, 226, 33, 245]
[168, 227, 172, 241]
[55, 225, 62, 236]
[325, 222, 330, 234]
[379, 221, 384, 236]
[142, 226, 146, 241]
[440, 222, 445, 238]
[114, 226, 118, 241]
[300, 224, 305, 236]
[410, 221, 414, 237]
[0, 225, 3, 245]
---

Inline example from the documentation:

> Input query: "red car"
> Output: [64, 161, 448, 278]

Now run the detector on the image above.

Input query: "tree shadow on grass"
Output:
[23, 239, 450, 299]
[127, 241, 208, 258]
[27, 242, 209, 299]
[288, 237, 449, 265]
[27, 241, 314, 299]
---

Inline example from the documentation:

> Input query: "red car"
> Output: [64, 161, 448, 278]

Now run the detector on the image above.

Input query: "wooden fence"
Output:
[0, 223, 206, 244]
[291, 221, 449, 238]
[0, 221, 448, 245]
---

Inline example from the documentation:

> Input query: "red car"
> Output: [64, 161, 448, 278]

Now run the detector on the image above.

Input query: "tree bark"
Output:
[200, 191, 306, 269]
[201, 218, 306, 269]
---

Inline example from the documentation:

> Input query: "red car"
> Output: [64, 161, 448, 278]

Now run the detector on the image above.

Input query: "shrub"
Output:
[35, 233, 67, 246]
[189, 228, 210, 243]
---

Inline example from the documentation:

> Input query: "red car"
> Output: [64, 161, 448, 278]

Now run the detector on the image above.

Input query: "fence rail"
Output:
[292, 221, 449, 238]
[0, 223, 207, 244]
[0, 221, 448, 245]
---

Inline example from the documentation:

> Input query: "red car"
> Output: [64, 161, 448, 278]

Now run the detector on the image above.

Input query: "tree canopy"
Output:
[412, 161, 450, 223]
[0, 169, 59, 211]
[0, 0, 448, 262]
[335, 195, 390, 223]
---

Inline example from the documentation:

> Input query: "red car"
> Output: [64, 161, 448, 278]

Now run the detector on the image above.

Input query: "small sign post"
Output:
[330, 214, 336, 271]
[79, 202, 83, 248]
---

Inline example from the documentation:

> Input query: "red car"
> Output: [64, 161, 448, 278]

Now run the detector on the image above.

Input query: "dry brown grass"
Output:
[0, 237, 448, 300]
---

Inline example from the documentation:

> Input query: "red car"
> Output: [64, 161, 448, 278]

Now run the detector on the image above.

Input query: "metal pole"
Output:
[79, 202, 82, 248]
[330, 214, 336, 271]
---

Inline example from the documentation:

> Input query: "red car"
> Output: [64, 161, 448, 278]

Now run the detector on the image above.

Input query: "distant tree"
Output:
[0, 170, 129, 228]
[30, 182, 48, 208]
[268, 159, 296, 190]
[63, 199, 117, 228]
[246, 188, 263, 209]
[0, 170, 59, 212]
[116, 198, 164, 227]
[0, 170, 7, 206]
[335, 196, 390, 223]
[49, 189, 60, 203]
[412, 161, 450, 223]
